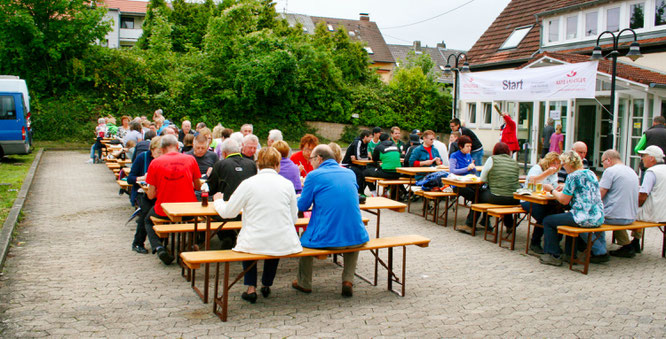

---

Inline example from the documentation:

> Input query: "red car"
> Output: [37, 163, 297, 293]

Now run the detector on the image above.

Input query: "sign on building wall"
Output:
[460, 61, 598, 101]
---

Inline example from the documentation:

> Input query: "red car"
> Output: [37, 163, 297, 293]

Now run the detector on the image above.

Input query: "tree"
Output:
[136, 0, 171, 49]
[0, 0, 111, 94]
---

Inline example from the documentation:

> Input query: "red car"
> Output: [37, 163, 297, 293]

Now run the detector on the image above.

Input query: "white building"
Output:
[100, 0, 147, 49]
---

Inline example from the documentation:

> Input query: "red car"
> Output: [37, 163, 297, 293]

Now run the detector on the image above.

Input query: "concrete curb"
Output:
[0, 148, 44, 271]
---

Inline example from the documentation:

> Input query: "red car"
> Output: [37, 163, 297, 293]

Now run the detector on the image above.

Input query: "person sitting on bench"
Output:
[212, 147, 302, 304]
[293, 145, 369, 297]
[541, 150, 606, 266]
[597, 150, 639, 258]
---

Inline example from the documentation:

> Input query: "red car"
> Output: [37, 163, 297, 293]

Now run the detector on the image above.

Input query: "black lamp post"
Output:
[441, 52, 470, 119]
[590, 28, 642, 148]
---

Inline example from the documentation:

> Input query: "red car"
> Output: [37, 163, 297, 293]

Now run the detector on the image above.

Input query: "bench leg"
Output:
[661, 226, 666, 258]
[568, 233, 595, 275]
[385, 246, 407, 297]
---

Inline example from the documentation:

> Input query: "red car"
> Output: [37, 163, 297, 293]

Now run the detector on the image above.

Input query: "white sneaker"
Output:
[86, 159, 94, 164]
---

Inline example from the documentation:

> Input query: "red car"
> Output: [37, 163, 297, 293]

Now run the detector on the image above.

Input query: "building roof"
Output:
[101, 0, 148, 14]
[521, 51, 666, 86]
[466, 0, 665, 70]
[280, 13, 395, 64]
[388, 42, 465, 83]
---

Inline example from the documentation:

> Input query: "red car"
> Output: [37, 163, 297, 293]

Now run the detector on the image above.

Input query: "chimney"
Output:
[436, 41, 446, 49]
[360, 13, 369, 21]
[413, 40, 422, 51]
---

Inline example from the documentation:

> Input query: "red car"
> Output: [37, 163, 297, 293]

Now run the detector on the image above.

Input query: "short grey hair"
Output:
[560, 150, 583, 170]
[268, 129, 283, 142]
[243, 134, 259, 145]
[312, 144, 335, 161]
[230, 132, 244, 145]
[547, 118, 554, 126]
[602, 149, 621, 162]
[241, 123, 253, 132]
[220, 138, 240, 154]
[160, 134, 179, 149]
[97, 118, 106, 124]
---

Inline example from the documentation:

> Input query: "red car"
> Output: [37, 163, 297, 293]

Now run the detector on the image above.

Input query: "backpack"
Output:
[415, 171, 449, 191]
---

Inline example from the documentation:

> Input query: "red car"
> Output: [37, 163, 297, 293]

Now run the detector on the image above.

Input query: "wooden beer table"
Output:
[441, 176, 485, 230]
[396, 166, 448, 212]
[513, 192, 556, 254]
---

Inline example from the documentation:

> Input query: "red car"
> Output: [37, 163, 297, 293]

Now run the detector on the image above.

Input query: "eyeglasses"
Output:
[309, 155, 319, 160]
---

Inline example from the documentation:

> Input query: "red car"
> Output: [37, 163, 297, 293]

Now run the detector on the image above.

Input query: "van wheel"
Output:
[0, 146, 4, 159]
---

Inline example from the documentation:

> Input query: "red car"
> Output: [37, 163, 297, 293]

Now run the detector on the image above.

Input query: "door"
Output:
[517, 102, 533, 165]
[0, 93, 24, 142]
[576, 104, 597, 167]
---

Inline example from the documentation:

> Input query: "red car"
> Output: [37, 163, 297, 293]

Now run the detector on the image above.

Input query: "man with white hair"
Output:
[610, 146, 666, 257]
[241, 123, 262, 150]
[207, 139, 258, 248]
[144, 134, 201, 265]
[178, 120, 194, 142]
[241, 134, 259, 159]
[267, 129, 283, 147]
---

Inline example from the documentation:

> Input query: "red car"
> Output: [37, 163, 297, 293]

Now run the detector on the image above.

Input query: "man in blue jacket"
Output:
[293, 145, 369, 297]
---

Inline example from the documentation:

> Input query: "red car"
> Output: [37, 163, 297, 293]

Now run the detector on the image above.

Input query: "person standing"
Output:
[541, 118, 555, 158]
[497, 106, 519, 155]
[292, 145, 369, 297]
[450, 118, 484, 165]
[549, 124, 564, 154]
[634, 116, 666, 154]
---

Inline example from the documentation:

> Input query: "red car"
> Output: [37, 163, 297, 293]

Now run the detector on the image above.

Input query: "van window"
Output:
[0, 95, 16, 119]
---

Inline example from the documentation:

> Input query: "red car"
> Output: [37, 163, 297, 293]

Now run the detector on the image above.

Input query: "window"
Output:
[548, 18, 559, 42]
[606, 7, 620, 32]
[585, 11, 598, 36]
[630, 3, 645, 29]
[656, 0, 666, 26]
[566, 15, 578, 39]
[0, 95, 16, 120]
[364, 47, 374, 55]
[467, 103, 477, 125]
[500, 25, 532, 49]
[120, 16, 134, 29]
[483, 103, 493, 125]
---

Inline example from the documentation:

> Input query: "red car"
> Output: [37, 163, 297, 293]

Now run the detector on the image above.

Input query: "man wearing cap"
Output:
[367, 127, 382, 159]
[614, 146, 666, 257]
[403, 134, 421, 167]
[341, 130, 371, 194]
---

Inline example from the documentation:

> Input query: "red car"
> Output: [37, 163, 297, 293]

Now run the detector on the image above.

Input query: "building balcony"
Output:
[119, 28, 142, 41]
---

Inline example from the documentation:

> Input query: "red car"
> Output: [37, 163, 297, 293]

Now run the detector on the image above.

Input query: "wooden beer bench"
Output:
[557, 221, 666, 274]
[180, 234, 431, 322]
[377, 179, 414, 200]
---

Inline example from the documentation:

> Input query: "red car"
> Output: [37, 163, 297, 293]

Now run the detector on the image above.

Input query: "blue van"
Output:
[0, 76, 32, 158]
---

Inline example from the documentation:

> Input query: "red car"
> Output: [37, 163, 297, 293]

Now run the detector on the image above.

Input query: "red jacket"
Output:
[500, 114, 520, 152]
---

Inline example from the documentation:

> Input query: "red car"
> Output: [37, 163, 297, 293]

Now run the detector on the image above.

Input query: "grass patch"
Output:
[0, 152, 37, 230]
[34, 140, 89, 150]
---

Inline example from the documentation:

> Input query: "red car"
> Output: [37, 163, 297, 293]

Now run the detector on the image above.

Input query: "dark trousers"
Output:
[133, 193, 155, 247]
[349, 165, 365, 194]
[144, 207, 170, 251]
[363, 167, 401, 192]
[465, 189, 518, 227]
[242, 259, 280, 287]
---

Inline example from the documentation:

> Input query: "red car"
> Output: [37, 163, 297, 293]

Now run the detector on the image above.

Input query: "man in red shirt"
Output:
[144, 134, 201, 265]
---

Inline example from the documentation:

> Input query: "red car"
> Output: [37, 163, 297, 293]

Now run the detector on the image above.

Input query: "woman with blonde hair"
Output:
[540, 150, 606, 266]
[520, 152, 562, 254]
[213, 147, 302, 303]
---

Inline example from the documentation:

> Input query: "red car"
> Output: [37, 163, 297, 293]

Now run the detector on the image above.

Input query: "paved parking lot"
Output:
[1, 151, 665, 337]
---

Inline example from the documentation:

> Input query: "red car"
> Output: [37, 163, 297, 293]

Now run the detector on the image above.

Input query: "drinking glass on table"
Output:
[535, 182, 543, 193]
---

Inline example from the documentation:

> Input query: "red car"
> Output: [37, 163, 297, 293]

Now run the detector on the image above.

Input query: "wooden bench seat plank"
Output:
[181, 235, 430, 269]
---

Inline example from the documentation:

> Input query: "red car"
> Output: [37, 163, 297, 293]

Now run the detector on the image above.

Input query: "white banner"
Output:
[459, 61, 598, 101]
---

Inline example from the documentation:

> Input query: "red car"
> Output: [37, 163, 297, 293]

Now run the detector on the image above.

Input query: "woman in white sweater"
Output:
[213, 147, 303, 303]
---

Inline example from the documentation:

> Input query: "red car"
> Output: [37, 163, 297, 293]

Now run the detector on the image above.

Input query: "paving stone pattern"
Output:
[1, 151, 665, 337]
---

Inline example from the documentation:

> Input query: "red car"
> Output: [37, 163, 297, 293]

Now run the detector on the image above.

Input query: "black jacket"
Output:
[645, 124, 666, 154]
[342, 138, 368, 166]
[207, 154, 257, 200]
[132, 140, 150, 162]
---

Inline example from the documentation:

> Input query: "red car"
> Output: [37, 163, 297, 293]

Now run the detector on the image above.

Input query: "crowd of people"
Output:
[97, 108, 666, 300]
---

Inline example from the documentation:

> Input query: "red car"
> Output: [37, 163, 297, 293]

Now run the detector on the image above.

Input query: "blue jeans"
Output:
[471, 148, 484, 166]
[242, 259, 279, 287]
[543, 212, 606, 256]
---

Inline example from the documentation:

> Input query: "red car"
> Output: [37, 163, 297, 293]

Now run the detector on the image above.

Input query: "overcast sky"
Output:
[273, 0, 511, 50]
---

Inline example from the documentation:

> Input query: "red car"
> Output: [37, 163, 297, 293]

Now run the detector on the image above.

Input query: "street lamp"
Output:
[440, 52, 470, 119]
[590, 28, 642, 148]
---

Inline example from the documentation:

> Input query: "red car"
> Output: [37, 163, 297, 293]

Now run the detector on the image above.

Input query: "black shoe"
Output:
[610, 245, 636, 258]
[241, 292, 257, 303]
[631, 238, 642, 254]
[157, 248, 174, 265]
[132, 244, 148, 254]
[260, 286, 271, 298]
[589, 253, 610, 264]
[530, 243, 544, 254]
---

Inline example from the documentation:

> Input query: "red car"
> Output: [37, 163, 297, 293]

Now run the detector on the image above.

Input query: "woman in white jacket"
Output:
[213, 147, 303, 303]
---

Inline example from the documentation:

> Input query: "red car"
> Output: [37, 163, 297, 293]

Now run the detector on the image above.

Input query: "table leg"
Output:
[204, 216, 211, 303]
[374, 209, 380, 286]
[525, 203, 533, 254]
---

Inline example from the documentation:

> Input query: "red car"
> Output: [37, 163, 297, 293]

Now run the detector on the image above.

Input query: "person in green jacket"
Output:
[363, 133, 403, 197]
